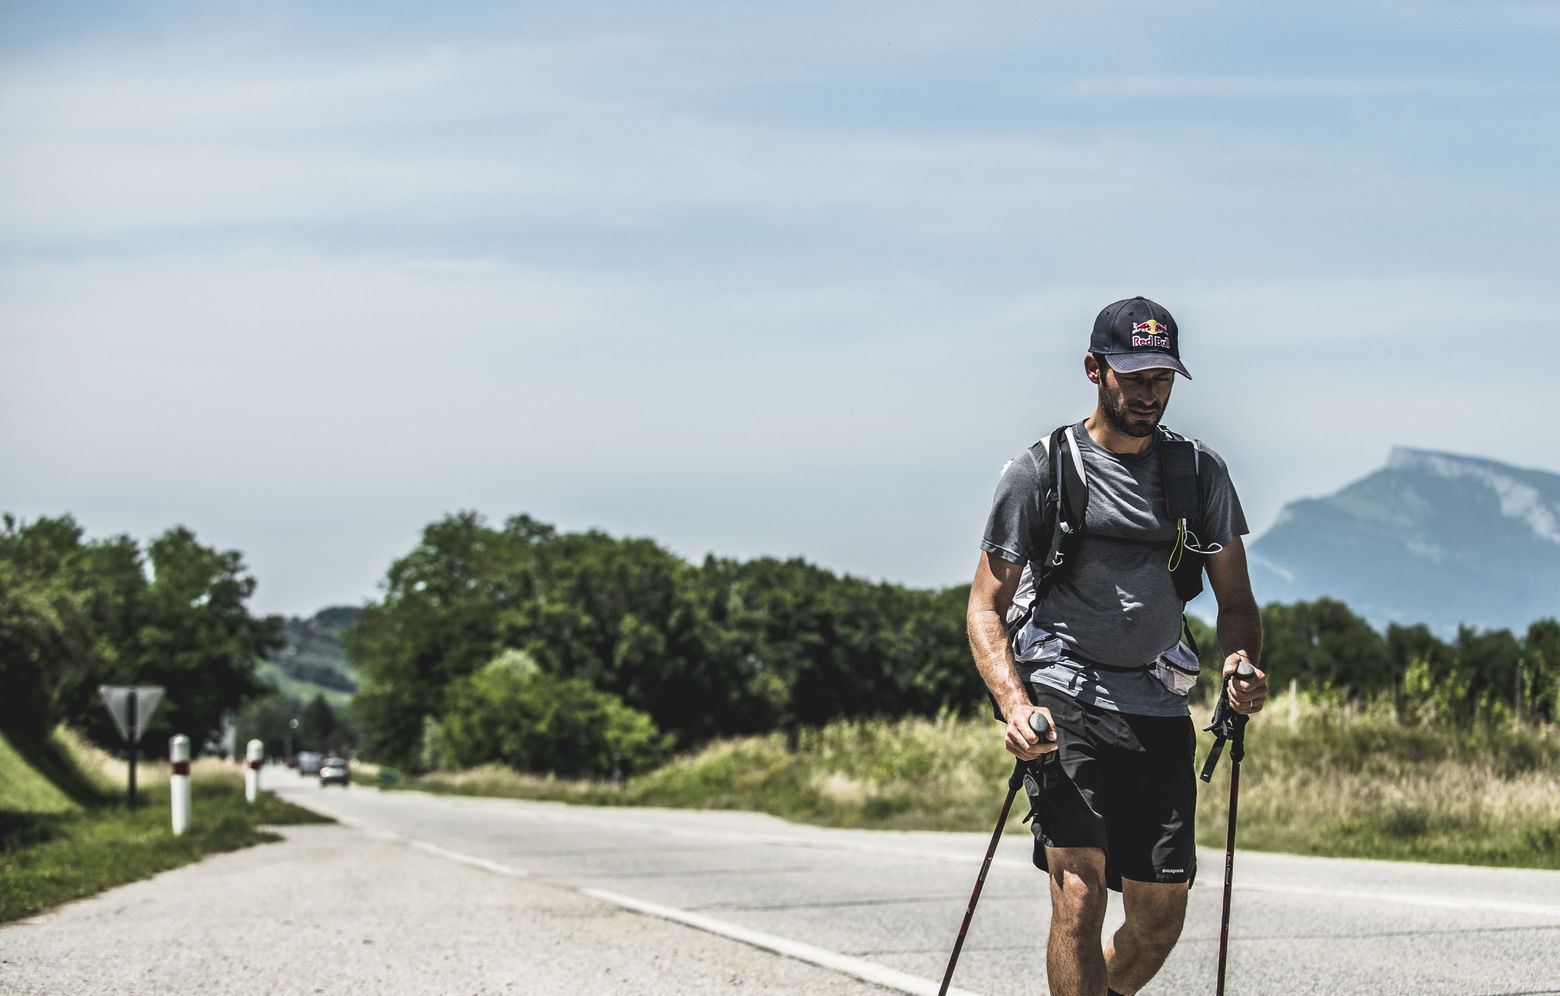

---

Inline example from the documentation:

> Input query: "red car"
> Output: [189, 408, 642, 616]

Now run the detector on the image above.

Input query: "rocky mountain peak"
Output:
[1246, 448, 1560, 634]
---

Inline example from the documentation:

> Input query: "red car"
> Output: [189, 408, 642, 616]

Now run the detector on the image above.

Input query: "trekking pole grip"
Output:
[1230, 660, 1255, 761]
[1008, 712, 1052, 790]
[1201, 660, 1256, 782]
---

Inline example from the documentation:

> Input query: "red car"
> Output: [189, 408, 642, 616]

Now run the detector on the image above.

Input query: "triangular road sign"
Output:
[98, 685, 166, 744]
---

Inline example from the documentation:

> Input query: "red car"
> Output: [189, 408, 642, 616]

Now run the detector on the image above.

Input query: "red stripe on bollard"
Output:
[172, 761, 190, 776]
[248, 760, 262, 770]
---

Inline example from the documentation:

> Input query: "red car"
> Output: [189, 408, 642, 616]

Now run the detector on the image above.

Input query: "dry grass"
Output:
[1203, 689, 1560, 866]
[50, 727, 239, 797]
[375, 695, 1560, 868]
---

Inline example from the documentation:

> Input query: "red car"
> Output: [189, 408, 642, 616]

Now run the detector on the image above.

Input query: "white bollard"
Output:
[169, 735, 192, 834]
[245, 738, 264, 803]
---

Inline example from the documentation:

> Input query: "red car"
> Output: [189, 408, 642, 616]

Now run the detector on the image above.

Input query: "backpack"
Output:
[1032, 422, 1209, 605]
[1004, 423, 1209, 674]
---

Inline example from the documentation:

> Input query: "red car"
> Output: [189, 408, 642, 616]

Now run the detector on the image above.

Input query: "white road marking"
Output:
[1240, 882, 1560, 919]
[354, 821, 981, 996]
[407, 839, 530, 878]
[581, 887, 983, 996]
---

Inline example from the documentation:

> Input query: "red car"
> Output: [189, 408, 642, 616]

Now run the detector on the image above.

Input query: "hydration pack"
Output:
[1031, 422, 1209, 604]
[994, 423, 1211, 693]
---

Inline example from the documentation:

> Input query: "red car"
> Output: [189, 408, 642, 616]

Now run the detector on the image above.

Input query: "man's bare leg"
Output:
[1045, 847, 1110, 996]
[1103, 879, 1189, 995]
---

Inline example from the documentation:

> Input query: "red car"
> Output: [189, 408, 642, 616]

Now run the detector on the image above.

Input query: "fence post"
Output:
[169, 735, 191, 834]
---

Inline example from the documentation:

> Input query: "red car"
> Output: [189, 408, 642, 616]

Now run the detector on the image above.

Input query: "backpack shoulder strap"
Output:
[1157, 424, 1209, 601]
[1034, 425, 1088, 597]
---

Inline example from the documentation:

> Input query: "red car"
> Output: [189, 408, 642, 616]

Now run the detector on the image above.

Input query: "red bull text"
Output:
[1131, 319, 1172, 349]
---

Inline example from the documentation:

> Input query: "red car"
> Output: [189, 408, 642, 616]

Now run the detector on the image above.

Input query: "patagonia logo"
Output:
[1131, 319, 1172, 349]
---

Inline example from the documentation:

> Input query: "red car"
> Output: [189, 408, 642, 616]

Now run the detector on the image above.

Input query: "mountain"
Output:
[1246, 448, 1560, 635]
[258, 605, 361, 704]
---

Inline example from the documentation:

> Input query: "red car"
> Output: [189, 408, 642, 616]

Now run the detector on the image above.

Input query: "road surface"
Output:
[3, 766, 1557, 994]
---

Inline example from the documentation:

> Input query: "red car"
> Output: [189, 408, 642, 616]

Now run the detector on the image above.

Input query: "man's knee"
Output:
[1127, 906, 1185, 953]
[1120, 882, 1188, 951]
[1047, 848, 1110, 934]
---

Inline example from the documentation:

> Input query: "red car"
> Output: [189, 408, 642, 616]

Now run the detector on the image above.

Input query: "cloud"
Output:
[3, 2, 1556, 615]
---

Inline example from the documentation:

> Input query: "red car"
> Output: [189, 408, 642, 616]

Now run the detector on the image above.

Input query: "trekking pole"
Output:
[1201, 659, 1255, 996]
[938, 710, 1050, 996]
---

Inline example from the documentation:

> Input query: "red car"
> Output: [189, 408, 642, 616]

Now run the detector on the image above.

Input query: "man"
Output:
[966, 296, 1268, 996]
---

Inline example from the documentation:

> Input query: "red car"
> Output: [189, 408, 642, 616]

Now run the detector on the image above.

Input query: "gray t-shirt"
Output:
[980, 421, 1248, 716]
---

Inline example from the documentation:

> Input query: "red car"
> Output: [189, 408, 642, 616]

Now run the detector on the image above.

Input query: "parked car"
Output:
[319, 756, 350, 787]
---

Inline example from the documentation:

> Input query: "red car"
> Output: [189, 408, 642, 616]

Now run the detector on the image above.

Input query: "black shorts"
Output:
[1023, 686, 1197, 892]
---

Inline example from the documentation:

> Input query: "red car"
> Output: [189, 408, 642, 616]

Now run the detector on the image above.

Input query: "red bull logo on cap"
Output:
[1131, 319, 1172, 349]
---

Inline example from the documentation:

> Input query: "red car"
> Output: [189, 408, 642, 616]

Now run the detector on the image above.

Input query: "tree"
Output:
[101, 526, 282, 749]
[0, 513, 282, 752]
[1522, 618, 1559, 723]
[1455, 625, 1523, 722]
[232, 690, 293, 760]
[1260, 599, 1389, 699]
[297, 693, 341, 753]
[0, 515, 133, 741]
[349, 513, 804, 764]
[346, 512, 522, 767]
[428, 650, 668, 777]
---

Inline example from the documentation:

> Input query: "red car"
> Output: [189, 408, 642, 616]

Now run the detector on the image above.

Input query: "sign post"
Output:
[98, 685, 166, 809]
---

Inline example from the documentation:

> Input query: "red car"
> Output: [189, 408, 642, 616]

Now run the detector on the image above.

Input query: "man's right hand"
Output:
[1005, 706, 1057, 760]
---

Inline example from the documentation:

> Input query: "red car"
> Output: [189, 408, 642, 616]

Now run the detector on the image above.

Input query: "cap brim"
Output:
[1105, 352, 1191, 379]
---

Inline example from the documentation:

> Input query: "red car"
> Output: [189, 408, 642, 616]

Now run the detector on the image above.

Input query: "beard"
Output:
[1098, 381, 1166, 438]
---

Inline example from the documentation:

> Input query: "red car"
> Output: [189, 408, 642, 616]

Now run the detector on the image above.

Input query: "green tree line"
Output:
[0, 513, 281, 754]
[8, 509, 1555, 781]
[1256, 598, 1559, 725]
[347, 512, 1559, 776]
[346, 512, 973, 772]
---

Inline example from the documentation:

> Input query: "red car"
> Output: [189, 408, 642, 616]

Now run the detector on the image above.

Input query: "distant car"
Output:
[318, 757, 350, 787]
[296, 751, 322, 776]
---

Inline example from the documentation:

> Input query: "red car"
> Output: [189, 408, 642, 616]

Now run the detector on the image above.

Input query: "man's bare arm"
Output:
[1204, 534, 1267, 714]
[967, 551, 1055, 757]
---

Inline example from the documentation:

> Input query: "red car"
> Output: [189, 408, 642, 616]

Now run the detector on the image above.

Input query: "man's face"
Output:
[1098, 365, 1175, 437]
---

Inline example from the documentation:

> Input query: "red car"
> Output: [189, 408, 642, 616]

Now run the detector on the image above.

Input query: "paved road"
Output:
[4, 768, 1559, 995]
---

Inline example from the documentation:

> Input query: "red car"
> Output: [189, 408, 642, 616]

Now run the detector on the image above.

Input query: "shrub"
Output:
[428, 651, 669, 778]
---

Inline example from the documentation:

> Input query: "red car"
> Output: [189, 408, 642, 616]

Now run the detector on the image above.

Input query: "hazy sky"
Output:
[4, 1, 1557, 618]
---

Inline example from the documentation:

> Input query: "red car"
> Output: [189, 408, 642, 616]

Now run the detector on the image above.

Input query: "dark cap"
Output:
[1089, 296, 1191, 379]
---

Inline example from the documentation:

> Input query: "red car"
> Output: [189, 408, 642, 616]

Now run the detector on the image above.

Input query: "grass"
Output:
[398, 712, 1017, 830]
[0, 729, 85, 816]
[0, 728, 331, 923]
[1203, 693, 1560, 867]
[393, 695, 1560, 870]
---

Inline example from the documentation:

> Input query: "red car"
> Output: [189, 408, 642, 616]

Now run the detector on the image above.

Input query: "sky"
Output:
[3, 1, 1557, 619]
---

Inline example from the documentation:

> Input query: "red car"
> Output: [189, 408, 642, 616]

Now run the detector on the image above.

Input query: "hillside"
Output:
[258, 606, 361, 704]
[1247, 447, 1560, 634]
